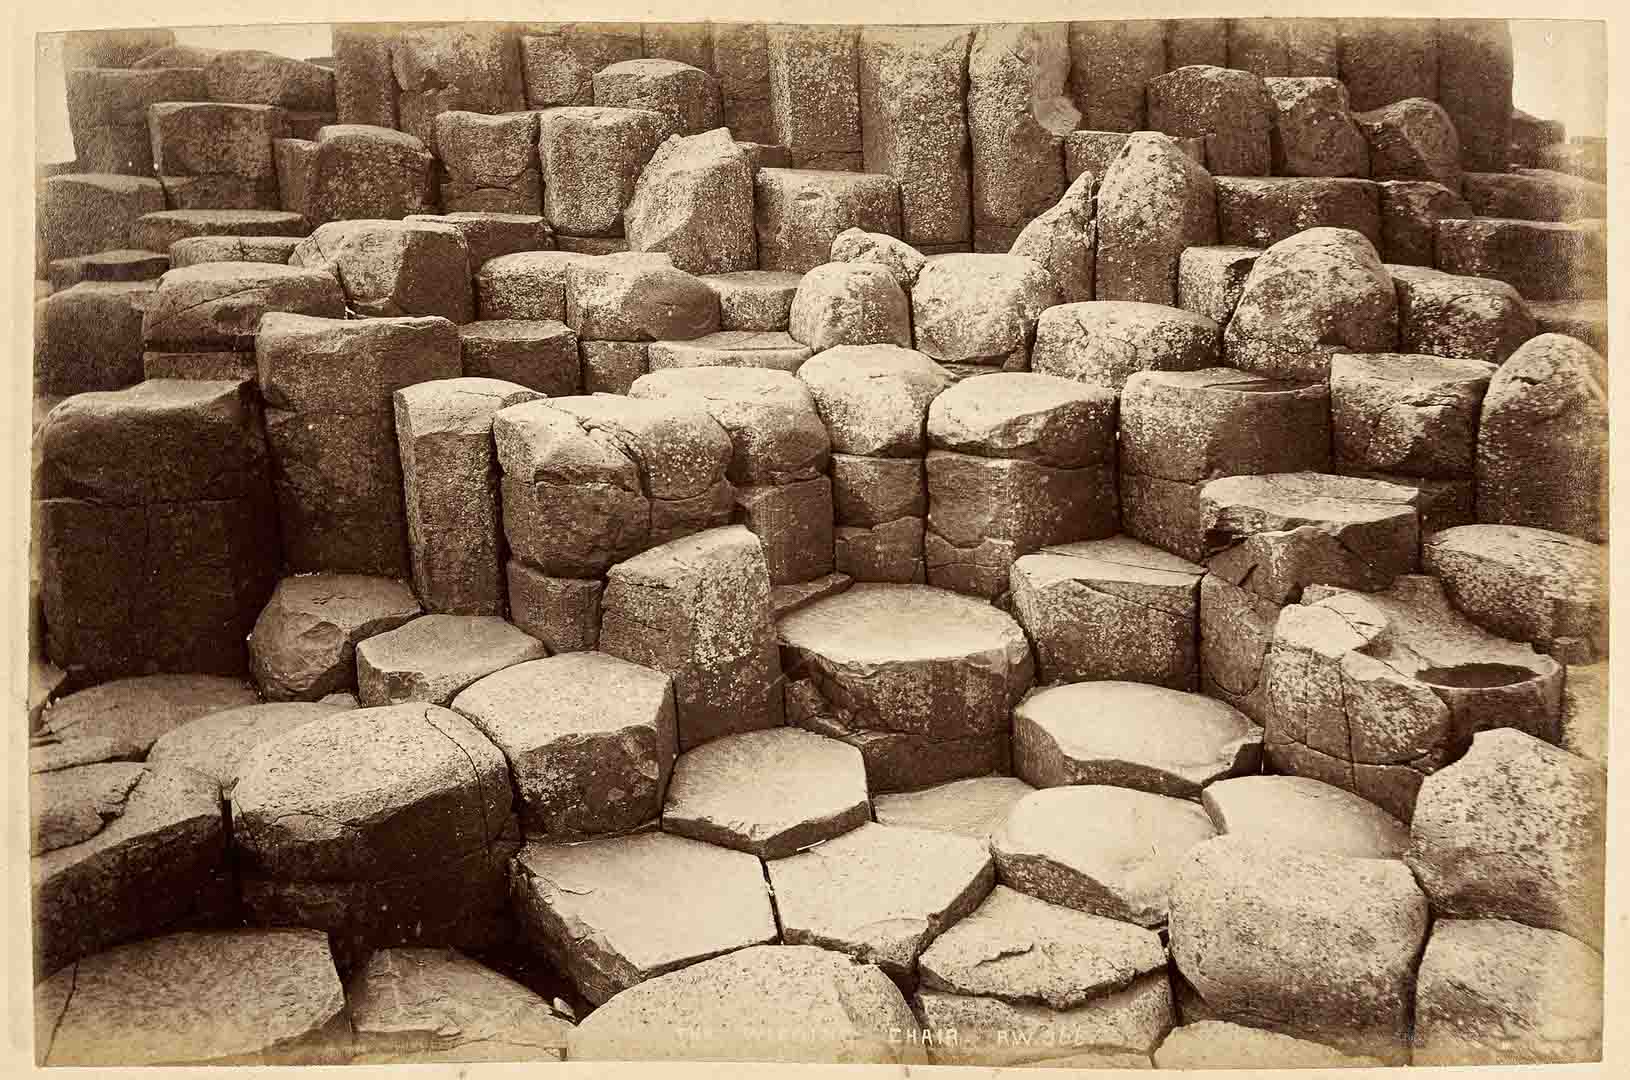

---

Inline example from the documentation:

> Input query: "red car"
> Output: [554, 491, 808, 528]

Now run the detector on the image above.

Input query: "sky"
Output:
[33, 20, 1607, 166]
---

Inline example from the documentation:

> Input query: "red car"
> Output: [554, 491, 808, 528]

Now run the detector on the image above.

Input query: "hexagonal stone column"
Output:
[1200, 775, 1409, 859]
[1013, 682, 1262, 798]
[511, 831, 778, 1005]
[767, 821, 994, 978]
[993, 786, 1217, 926]
[452, 652, 675, 838]
[780, 583, 1034, 791]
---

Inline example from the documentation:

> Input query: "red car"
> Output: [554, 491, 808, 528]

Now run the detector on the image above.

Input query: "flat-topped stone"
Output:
[767, 821, 994, 978]
[37, 674, 258, 759]
[993, 786, 1217, 926]
[452, 652, 675, 837]
[129, 209, 307, 254]
[146, 702, 349, 798]
[511, 831, 778, 1005]
[796, 344, 953, 457]
[926, 372, 1116, 468]
[249, 574, 422, 701]
[647, 330, 811, 373]
[1014, 682, 1261, 798]
[1201, 775, 1410, 859]
[662, 727, 867, 858]
[354, 615, 544, 706]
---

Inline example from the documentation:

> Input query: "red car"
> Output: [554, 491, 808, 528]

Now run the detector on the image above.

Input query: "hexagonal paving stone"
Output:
[662, 727, 869, 858]
[1013, 681, 1262, 798]
[1201, 775, 1409, 859]
[766, 821, 994, 978]
[992, 786, 1216, 926]
[511, 831, 778, 1005]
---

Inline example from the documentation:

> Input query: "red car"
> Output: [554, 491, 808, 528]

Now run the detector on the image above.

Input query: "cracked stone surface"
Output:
[1406, 728, 1606, 950]
[1262, 575, 1564, 821]
[915, 973, 1173, 1066]
[1014, 682, 1262, 798]
[510, 831, 777, 1005]
[452, 652, 675, 838]
[766, 821, 995, 978]
[1199, 471, 1421, 604]
[354, 614, 545, 707]
[567, 945, 922, 1063]
[37, 929, 349, 1066]
[871, 776, 1036, 842]
[249, 574, 423, 701]
[1413, 918, 1603, 1066]
[146, 701, 349, 798]
[1168, 835, 1429, 1063]
[918, 885, 1167, 1010]
[662, 727, 868, 858]
[1154, 1021, 1384, 1068]
[1201, 775, 1409, 858]
[347, 947, 573, 1063]
[993, 786, 1217, 927]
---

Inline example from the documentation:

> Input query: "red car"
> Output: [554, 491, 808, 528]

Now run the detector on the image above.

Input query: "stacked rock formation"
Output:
[30, 17, 1607, 1070]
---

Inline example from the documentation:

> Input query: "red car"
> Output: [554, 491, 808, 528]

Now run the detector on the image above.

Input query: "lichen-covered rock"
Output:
[1330, 352, 1495, 478]
[538, 106, 670, 239]
[754, 168, 902, 272]
[1214, 176, 1381, 250]
[1095, 133, 1218, 304]
[1476, 333, 1607, 542]
[1264, 76, 1368, 177]
[797, 344, 953, 457]
[626, 128, 755, 275]
[1406, 728, 1605, 949]
[1007, 171, 1094, 303]
[593, 59, 720, 136]
[1355, 98, 1463, 189]
[564, 252, 719, 341]
[1200, 775, 1409, 859]
[911, 254, 1058, 368]
[788, 263, 912, 352]
[1032, 302, 1219, 391]
[249, 574, 422, 701]
[967, 24, 1078, 242]
[1147, 65, 1274, 176]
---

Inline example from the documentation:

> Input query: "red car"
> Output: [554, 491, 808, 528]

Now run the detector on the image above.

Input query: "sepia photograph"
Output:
[13, 0, 1619, 1073]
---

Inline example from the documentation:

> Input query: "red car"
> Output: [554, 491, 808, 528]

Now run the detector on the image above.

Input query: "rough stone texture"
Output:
[37, 929, 348, 1066]
[1200, 472, 1420, 604]
[871, 776, 1036, 842]
[34, 675, 258, 761]
[1066, 21, 1165, 133]
[1262, 575, 1563, 822]
[433, 111, 542, 214]
[1147, 65, 1274, 176]
[858, 26, 973, 247]
[459, 320, 580, 396]
[712, 24, 774, 142]
[1463, 169, 1609, 223]
[1223, 227, 1397, 381]
[290, 219, 473, 323]
[283, 125, 439, 226]
[146, 702, 347, 798]
[662, 727, 866, 857]
[780, 583, 1033, 791]
[1355, 98, 1463, 189]
[232, 703, 519, 958]
[598, 526, 783, 750]
[1377, 180, 1473, 267]
[1424, 525, 1606, 663]
[626, 128, 755, 275]
[967, 25, 1078, 240]
[1008, 171, 1094, 303]
[1434, 217, 1607, 302]
[355, 615, 544, 707]
[249, 574, 421, 701]
[703, 270, 802, 331]
[1264, 76, 1368, 177]
[1169, 835, 1428, 1061]
[520, 24, 644, 108]
[130, 210, 308, 256]
[1414, 918, 1604, 1066]
[1337, 18, 1440, 113]
[754, 168, 902, 273]
[503, 564, 602, 654]
[1176, 246, 1260, 325]
[1011, 538, 1203, 689]
[594, 58, 720, 137]
[789, 263, 912, 352]
[565, 252, 720, 341]
[30, 763, 229, 978]
[538, 106, 670, 239]
[769, 822, 994, 977]
[346, 947, 572, 1063]
[1390, 265, 1535, 364]
[1406, 728, 1606, 949]
[257, 313, 462, 575]
[912, 254, 1058, 368]
[1330, 352, 1495, 479]
[915, 978, 1173, 1067]
[34, 280, 154, 396]
[1215, 177, 1381, 250]
[1155, 1020, 1385, 1069]
[1094, 133, 1218, 304]
[766, 25, 861, 169]
[567, 945, 920, 1063]
[475, 251, 591, 321]
[1014, 681, 1260, 797]
[1032, 301, 1219, 392]
[1476, 333, 1607, 543]
[1438, 20, 1514, 172]
[452, 652, 675, 837]
[141, 263, 345, 352]
[993, 785, 1216, 926]
[389, 25, 526, 156]
[37, 174, 166, 267]
[510, 832, 777, 1005]
[1200, 775, 1409, 859]
[798, 344, 953, 457]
